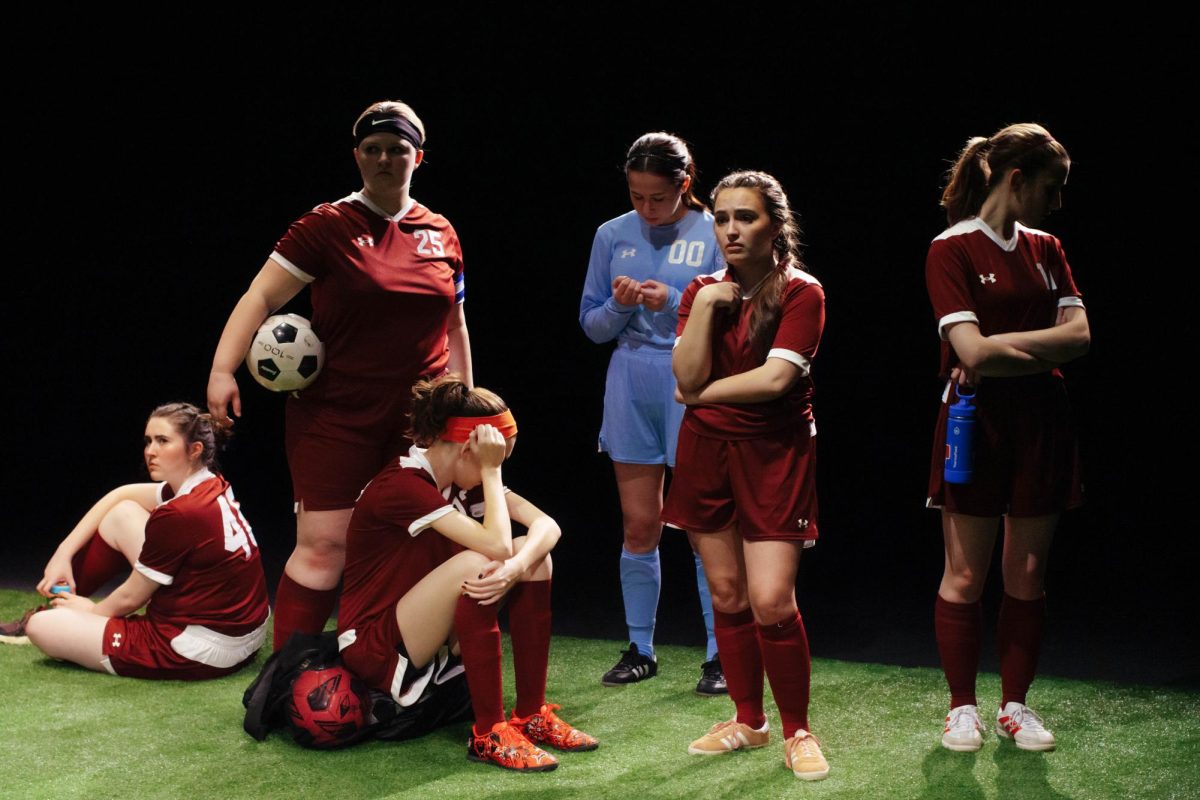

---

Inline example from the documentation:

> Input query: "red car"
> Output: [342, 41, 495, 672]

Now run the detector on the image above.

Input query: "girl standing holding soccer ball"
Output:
[927, 123, 1088, 753]
[579, 132, 725, 694]
[664, 171, 829, 781]
[207, 100, 473, 650]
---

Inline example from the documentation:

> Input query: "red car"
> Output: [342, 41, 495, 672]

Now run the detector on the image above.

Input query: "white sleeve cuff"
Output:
[766, 348, 811, 376]
[408, 505, 456, 536]
[1058, 296, 1085, 309]
[269, 252, 316, 283]
[937, 311, 979, 341]
[135, 561, 174, 586]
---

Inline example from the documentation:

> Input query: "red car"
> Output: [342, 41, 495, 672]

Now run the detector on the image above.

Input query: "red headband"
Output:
[439, 410, 518, 443]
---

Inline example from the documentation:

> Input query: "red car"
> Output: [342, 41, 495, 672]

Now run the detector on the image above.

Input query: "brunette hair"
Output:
[940, 123, 1069, 224]
[148, 402, 230, 470]
[710, 170, 805, 355]
[625, 132, 706, 212]
[352, 100, 426, 146]
[408, 374, 509, 447]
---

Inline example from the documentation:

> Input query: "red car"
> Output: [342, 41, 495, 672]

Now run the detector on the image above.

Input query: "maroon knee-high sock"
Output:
[272, 573, 338, 651]
[935, 595, 982, 709]
[997, 593, 1046, 707]
[758, 611, 811, 737]
[455, 595, 505, 734]
[507, 580, 551, 718]
[70, 533, 129, 596]
[713, 608, 765, 729]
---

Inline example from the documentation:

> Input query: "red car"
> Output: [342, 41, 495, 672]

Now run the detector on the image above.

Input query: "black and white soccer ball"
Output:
[245, 314, 324, 392]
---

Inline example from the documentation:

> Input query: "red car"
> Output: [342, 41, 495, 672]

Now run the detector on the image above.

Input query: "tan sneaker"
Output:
[687, 719, 770, 755]
[784, 730, 829, 781]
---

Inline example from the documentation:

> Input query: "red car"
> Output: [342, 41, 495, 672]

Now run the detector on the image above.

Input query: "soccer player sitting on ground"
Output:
[1, 403, 270, 680]
[335, 374, 597, 772]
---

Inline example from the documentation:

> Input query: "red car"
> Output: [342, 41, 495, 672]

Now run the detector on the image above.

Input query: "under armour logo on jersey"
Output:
[979, 273, 996, 284]
[797, 519, 810, 530]
[111, 632, 123, 648]
[355, 235, 375, 248]
[620, 248, 637, 258]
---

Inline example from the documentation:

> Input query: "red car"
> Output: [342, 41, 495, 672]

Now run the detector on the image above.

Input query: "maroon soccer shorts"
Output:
[927, 376, 1083, 518]
[101, 617, 259, 680]
[339, 611, 413, 702]
[663, 424, 819, 542]
[285, 385, 414, 511]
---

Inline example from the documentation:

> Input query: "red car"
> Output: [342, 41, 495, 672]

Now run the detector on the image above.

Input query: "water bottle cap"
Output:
[954, 384, 976, 401]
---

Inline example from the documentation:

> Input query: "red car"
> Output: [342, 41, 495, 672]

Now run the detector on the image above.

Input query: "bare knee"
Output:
[706, 575, 748, 614]
[25, 609, 71, 657]
[747, 587, 797, 625]
[24, 609, 50, 647]
[291, 537, 345, 573]
[1002, 568, 1046, 600]
[98, 501, 148, 553]
[516, 542, 552, 581]
[939, 568, 986, 604]
[451, 549, 492, 579]
[622, 513, 663, 553]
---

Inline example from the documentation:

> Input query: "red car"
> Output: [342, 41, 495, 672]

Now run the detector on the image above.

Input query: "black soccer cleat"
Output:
[600, 642, 658, 686]
[695, 656, 729, 697]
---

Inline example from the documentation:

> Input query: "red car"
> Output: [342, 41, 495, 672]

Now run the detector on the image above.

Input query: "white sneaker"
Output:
[995, 702, 1056, 751]
[941, 705, 985, 752]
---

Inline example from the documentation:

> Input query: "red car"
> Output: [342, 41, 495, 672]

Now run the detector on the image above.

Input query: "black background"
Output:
[6, 7, 1194, 685]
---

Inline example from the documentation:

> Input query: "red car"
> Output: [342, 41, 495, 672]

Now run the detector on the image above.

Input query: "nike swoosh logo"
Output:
[371, 119, 391, 125]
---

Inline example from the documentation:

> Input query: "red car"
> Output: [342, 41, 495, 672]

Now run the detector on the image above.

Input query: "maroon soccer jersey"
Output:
[676, 266, 825, 438]
[926, 218, 1083, 379]
[270, 192, 465, 395]
[134, 470, 269, 637]
[338, 448, 463, 634]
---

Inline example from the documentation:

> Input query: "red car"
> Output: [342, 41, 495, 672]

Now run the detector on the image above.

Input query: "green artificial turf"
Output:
[1, 589, 1196, 800]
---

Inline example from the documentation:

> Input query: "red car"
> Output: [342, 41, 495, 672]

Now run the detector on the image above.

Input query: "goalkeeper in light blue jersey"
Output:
[579, 132, 726, 696]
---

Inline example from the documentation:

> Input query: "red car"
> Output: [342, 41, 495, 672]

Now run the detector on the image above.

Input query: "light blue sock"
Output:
[695, 553, 718, 661]
[620, 547, 660, 659]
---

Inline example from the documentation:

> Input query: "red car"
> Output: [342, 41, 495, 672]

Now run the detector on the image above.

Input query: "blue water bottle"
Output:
[944, 385, 976, 484]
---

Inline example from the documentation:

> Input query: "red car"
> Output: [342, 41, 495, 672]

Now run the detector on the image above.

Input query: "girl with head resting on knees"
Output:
[3, 403, 270, 680]
[336, 375, 597, 772]
[663, 171, 829, 781]
[927, 123, 1088, 754]
[579, 132, 725, 695]
[206, 99, 473, 652]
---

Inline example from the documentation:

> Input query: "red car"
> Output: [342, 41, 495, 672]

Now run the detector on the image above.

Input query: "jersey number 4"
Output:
[414, 229, 446, 256]
[217, 489, 258, 559]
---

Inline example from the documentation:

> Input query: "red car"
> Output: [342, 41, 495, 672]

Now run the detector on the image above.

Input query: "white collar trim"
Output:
[164, 468, 215, 506]
[970, 217, 1020, 252]
[398, 445, 440, 487]
[350, 191, 416, 222]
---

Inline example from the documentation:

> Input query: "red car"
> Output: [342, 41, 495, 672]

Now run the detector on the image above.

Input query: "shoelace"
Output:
[706, 719, 739, 736]
[1006, 705, 1047, 732]
[947, 706, 982, 732]
[790, 733, 824, 760]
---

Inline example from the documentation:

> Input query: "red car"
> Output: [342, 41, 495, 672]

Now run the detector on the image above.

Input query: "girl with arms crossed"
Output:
[928, 123, 1088, 753]
[664, 171, 829, 780]
[207, 100, 472, 650]
[579, 132, 725, 693]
